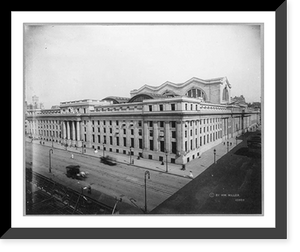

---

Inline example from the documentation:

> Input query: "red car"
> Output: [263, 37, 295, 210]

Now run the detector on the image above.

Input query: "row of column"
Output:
[61, 121, 81, 146]
[142, 121, 180, 154]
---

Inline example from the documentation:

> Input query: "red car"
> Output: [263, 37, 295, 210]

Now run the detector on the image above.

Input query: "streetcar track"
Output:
[26, 143, 188, 198]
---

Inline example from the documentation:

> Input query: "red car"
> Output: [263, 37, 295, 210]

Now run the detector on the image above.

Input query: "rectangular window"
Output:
[98, 135, 100, 143]
[172, 142, 176, 154]
[159, 104, 163, 111]
[190, 139, 193, 150]
[123, 129, 126, 134]
[110, 136, 113, 145]
[160, 141, 165, 152]
[172, 131, 176, 138]
[149, 121, 153, 127]
[131, 129, 134, 135]
[148, 155, 152, 160]
[150, 140, 153, 150]
[123, 137, 126, 147]
[160, 121, 164, 128]
[185, 141, 187, 151]
[131, 138, 134, 148]
[171, 104, 175, 111]
[139, 139, 143, 149]
[104, 136, 107, 144]
[149, 105, 152, 111]
[171, 121, 176, 128]
[110, 128, 112, 134]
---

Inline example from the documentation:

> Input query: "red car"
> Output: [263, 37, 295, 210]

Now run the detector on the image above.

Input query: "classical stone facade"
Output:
[25, 77, 260, 164]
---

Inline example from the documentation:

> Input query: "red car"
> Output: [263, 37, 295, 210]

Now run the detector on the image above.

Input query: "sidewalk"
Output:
[27, 135, 245, 179]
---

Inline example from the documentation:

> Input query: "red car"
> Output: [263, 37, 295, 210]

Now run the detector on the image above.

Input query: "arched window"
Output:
[186, 88, 207, 101]
[222, 87, 229, 101]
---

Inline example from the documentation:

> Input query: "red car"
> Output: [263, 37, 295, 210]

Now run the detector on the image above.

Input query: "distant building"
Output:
[25, 77, 260, 164]
[27, 95, 44, 110]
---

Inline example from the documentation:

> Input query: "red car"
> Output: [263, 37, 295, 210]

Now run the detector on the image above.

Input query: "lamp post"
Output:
[129, 146, 132, 164]
[112, 197, 123, 214]
[49, 149, 53, 173]
[214, 149, 216, 164]
[165, 152, 168, 173]
[81, 139, 84, 153]
[51, 133, 54, 148]
[144, 171, 150, 213]
[73, 185, 88, 214]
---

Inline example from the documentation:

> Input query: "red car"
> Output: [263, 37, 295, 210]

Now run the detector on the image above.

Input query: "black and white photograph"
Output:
[24, 23, 263, 216]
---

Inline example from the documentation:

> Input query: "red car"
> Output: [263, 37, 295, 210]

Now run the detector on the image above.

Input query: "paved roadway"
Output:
[25, 142, 190, 212]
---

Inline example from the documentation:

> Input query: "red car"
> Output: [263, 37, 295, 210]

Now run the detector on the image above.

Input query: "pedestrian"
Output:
[87, 185, 92, 194]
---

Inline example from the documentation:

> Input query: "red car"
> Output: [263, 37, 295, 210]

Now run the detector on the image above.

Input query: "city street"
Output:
[25, 141, 190, 212]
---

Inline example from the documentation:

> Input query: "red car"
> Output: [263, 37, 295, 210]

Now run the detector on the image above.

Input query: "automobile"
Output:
[65, 165, 87, 179]
[100, 156, 117, 166]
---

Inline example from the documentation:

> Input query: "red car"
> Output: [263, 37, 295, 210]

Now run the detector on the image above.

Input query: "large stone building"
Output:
[25, 77, 260, 165]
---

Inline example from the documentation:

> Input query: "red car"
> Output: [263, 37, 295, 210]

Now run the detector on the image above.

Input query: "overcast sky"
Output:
[24, 24, 262, 108]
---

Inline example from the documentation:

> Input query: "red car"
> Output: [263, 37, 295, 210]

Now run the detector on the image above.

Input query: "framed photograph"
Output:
[6, 4, 286, 239]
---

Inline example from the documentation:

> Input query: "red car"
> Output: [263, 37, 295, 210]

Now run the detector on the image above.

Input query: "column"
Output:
[165, 121, 170, 153]
[187, 121, 190, 152]
[66, 121, 71, 145]
[86, 120, 92, 148]
[134, 126, 139, 151]
[62, 121, 66, 143]
[153, 121, 158, 151]
[143, 121, 149, 150]
[71, 121, 76, 145]
[176, 121, 182, 155]
[126, 121, 131, 148]
[76, 121, 81, 147]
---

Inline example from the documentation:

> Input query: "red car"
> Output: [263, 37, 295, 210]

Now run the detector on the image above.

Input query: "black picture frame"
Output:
[1, 4, 288, 240]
